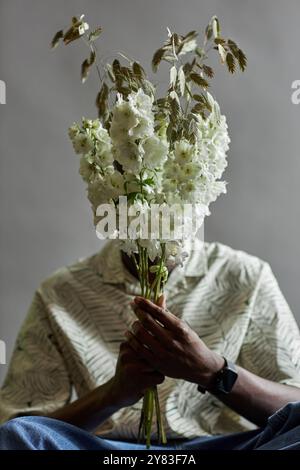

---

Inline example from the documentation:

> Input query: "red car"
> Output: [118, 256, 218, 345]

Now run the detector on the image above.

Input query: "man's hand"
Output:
[125, 296, 224, 390]
[110, 341, 165, 408]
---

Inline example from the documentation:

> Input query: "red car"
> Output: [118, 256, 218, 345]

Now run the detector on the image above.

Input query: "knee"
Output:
[0, 416, 53, 450]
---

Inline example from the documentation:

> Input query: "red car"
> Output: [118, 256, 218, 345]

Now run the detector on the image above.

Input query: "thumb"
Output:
[157, 294, 166, 309]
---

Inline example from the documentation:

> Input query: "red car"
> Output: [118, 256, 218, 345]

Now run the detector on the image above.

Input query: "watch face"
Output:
[217, 365, 238, 394]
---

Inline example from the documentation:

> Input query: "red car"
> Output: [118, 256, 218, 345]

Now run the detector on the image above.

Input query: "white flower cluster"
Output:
[68, 89, 230, 265]
[163, 93, 230, 207]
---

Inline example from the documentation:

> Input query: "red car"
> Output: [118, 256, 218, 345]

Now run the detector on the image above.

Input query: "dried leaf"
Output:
[205, 24, 213, 43]
[88, 27, 102, 42]
[211, 16, 220, 38]
[170, 66, 177, 88]
[227, 39, 239, 55]
[112, 59, 122, 79]
[96, 82, 109, 118]
[226, 52, 235, 73]
[195, 47, 205, 59]
[218, 44, 226, 63]
[178, 66, 185, 95]
[169, 90, 180, 104]
[182, 30, 198, 42]
[190, 73, 209, 88]
[106, 63, 115, 82]
[237, 49, 247, 71]
[152, 48, 165, 72]
[81, 59, 90, 83]
[202, 64, 214, 78]
[51, 30, 64, 49]
[132, 62, 146, 80]
[214, 38, 226, 45]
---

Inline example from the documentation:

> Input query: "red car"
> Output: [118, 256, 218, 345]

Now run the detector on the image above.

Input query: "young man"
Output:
[1, 240, 300, 450]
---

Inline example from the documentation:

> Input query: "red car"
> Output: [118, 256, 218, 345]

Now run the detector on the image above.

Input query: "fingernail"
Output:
[134, 296, 143, 304]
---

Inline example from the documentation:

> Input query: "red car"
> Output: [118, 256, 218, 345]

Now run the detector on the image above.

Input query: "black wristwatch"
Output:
[197, 357, 238, 395]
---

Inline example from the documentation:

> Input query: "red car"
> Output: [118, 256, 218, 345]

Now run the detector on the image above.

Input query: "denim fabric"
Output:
[0, 402, 300, 450]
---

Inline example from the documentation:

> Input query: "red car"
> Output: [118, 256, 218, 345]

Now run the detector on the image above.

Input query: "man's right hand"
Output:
[110, 342, 165, 408]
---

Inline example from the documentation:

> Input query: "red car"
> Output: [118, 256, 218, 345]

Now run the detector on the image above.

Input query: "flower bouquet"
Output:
[52, 14, 246, 447]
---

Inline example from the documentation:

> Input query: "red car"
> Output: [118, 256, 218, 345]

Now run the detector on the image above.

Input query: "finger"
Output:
[132, 306, 171, 346]
[157, 294, 166, 309]
[134, 296, 180, 331]
[142, 372, 165, 391]
[131, 321, 165, 355]
[124, 331, 155, 364]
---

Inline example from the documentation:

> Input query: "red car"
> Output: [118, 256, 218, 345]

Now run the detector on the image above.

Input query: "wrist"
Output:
[101, 377, 123, 411]
[194, 352, 225, 390]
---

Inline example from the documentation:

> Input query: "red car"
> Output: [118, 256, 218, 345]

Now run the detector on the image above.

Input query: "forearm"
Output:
[210, 365, 300, 427]
[47, 378, 121, 432]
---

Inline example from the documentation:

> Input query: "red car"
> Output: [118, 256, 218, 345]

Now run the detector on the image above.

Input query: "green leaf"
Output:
[88, 27, 102, 42]
[190, 73, 209, 88]
[143, 177, 155, 186]
[226, 52, 235, 73]
[51, 30, 64, 49]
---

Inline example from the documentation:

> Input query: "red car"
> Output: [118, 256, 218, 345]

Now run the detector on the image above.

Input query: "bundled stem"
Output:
[132, 243, 167, 448]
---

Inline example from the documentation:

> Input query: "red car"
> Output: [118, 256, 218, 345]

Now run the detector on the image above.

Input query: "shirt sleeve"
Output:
[238, 262, 300, 387]
[0, 291, 72, 424]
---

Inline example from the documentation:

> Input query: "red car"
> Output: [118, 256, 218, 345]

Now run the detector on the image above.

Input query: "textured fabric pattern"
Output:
[1, 241, 300, 440]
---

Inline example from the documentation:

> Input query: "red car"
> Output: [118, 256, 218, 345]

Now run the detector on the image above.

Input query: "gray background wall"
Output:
[1, 0, 300, 384]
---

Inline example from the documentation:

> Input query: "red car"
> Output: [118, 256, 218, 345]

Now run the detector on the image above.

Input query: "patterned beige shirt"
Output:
[1, 241, 300, 440]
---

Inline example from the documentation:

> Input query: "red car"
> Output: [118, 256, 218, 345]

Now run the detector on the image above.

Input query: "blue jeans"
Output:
[1, 402, 300, 450]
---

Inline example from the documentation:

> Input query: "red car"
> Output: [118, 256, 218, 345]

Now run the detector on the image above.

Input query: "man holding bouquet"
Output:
[1, 240, 300, 450]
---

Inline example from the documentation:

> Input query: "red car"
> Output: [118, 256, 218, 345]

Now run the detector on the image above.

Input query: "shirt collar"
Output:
[98, 240, 207, 285]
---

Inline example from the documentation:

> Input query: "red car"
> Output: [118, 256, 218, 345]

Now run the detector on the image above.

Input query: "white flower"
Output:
[108, 171, 125, 196]
[114, 141, 143, 173]
[174, 140, 196, 164]
[179, 162, 202, 182]
[128, 116, 154, 140]
[128, 88, 153, 118]
[165, 240, 189, 267]
[72, 133, 94, 155]
[139, 239, 161, 261]
[111, 100, 139, 130]
[68, 123, 80, 140]
[143, 135, 168, 169]
[79, 156, 98, 183]
[121, 239, 138, 256]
